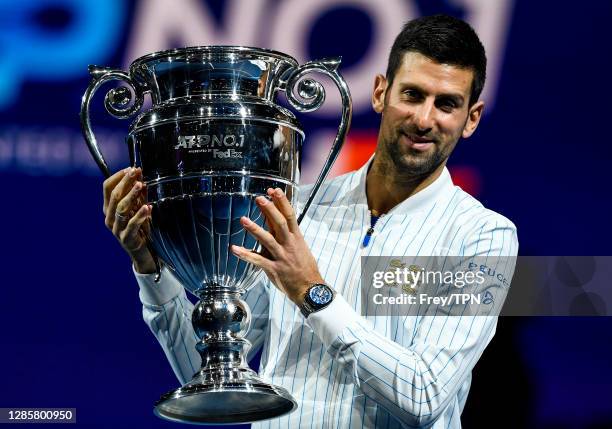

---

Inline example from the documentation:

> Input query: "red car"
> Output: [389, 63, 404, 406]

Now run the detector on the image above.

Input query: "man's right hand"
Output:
[103, 167, 156, 274]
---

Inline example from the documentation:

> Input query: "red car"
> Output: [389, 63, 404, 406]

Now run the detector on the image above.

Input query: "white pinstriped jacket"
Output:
[136, 157, 518, 428]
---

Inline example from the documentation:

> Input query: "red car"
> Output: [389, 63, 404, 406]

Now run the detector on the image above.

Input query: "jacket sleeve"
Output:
[306, 218, 518, 427]
[136, 266, 270, 385]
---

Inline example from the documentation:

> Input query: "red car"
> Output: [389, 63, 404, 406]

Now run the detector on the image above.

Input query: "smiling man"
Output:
[104, 14, 518, 428]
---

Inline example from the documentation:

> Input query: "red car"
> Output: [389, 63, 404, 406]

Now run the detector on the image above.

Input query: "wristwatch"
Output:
[299, 283, 335, 318]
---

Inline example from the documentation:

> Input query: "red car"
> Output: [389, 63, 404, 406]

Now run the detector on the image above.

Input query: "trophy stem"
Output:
[154, 287, 297, 424]
[193, 289, 252, 370]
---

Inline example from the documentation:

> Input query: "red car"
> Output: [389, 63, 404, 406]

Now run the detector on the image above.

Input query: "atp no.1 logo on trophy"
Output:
[174, 133, 245, 159]
[80, 46, 352, 424]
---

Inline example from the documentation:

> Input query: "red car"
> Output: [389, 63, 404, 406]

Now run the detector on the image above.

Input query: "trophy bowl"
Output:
[80, 46, 351, 424]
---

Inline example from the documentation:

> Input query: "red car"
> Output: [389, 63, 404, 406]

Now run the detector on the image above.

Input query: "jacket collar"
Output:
[344, 153, 455, 215]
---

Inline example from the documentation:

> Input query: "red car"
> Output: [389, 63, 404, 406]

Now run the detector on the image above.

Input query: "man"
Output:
[103, 14, 518, 428]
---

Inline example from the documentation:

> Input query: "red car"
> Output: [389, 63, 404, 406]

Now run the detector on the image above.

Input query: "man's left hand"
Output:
[230, 188, 324, 305]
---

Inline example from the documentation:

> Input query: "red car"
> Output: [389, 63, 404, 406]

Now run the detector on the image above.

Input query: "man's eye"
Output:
[437, 100, 457, 112]
[403, 90, 421, 100]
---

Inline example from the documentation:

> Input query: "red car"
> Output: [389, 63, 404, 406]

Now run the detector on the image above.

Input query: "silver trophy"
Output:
[80, 46, 352, 424]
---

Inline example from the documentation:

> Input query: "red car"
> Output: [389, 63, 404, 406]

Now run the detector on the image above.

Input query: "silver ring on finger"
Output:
[115, 211, 129, 222]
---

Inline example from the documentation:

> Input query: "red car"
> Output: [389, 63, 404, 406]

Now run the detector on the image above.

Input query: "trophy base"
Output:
[154, 368, 297, 424]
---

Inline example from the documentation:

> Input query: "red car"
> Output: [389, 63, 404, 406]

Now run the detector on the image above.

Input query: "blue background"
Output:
[1, 1, 611, 428]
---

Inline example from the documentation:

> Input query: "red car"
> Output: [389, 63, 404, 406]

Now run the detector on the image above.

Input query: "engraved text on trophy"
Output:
[175, 134, 245, 158]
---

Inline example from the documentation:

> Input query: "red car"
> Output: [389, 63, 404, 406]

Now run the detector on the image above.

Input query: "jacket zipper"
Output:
[362, 211, 385, 247]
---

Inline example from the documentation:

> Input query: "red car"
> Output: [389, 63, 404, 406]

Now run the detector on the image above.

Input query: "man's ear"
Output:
[372, 74, 387, 114]
[462, 100, 485, 139]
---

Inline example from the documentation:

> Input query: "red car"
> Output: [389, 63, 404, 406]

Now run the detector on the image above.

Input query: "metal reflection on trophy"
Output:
[80, 46, 352, 424]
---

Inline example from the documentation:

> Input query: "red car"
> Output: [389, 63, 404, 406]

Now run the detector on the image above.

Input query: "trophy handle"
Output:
[80, 65, 145, 178]
[80, 66, 162, 281]
[280, 57, 353, 224]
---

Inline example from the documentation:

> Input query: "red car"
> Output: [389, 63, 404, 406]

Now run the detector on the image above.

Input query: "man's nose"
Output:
[413, 99, 435, 131]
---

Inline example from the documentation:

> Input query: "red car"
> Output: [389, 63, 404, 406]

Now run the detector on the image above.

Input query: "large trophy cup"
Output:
[80, 46, 351, 424]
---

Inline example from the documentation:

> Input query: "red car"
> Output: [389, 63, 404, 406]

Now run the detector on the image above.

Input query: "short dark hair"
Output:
[385, 14, 487, 106]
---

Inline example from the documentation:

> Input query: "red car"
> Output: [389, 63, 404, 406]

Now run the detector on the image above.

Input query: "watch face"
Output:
[309, 285, 332, 305]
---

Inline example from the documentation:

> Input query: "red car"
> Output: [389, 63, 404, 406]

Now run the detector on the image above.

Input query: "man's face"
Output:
[372, 52, 484, 177]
